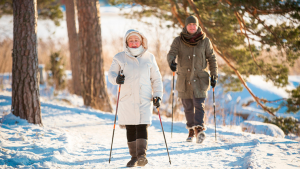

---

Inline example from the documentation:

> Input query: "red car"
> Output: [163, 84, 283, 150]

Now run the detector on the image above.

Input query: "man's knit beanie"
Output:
[185, 15, 199, 27]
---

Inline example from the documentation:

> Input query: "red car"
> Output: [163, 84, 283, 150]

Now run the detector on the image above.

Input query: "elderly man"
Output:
[167, 15, 218, 143]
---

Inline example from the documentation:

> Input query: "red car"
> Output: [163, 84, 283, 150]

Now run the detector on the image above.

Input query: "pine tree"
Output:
[63, 0, 81, 95]
[77, 0, 113, 112]
[12, 0, 42, 125]
[48, 52, 67, 90]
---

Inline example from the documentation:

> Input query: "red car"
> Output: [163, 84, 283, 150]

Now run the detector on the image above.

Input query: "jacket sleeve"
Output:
[205, 38, 218, 77]
[150, 55, 163, 99]
[108, 55, 120, 85]
[167, 37, 180, 66]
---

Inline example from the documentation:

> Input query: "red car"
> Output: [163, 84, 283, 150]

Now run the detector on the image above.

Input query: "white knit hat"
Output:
[126, 32, 142, 42]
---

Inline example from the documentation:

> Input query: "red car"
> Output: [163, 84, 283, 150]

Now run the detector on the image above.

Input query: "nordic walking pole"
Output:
[213, 87, 216, 141]
[156, 101, 171, 164]
[109, 70, 123, 163]
[171, 71, 175, 138]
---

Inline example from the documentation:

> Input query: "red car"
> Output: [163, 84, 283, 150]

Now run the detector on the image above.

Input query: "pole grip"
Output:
[120, 70, 124, 76]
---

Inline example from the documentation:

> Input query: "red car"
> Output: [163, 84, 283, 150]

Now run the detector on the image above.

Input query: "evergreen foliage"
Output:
[261, 115, 300, 136]
[0, 0, 63, 26]
[0, 0, 12, 16]
[285, 85, 300, 113]
[48, 52, 66, 90]
[218, 73, 243, 93]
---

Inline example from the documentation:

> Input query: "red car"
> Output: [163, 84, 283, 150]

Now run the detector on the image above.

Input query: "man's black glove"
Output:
[116, 73, 125, 84]
[170, 61, 177, 72]
[153, 97, 161, 108]
[211, 75, 217, 88]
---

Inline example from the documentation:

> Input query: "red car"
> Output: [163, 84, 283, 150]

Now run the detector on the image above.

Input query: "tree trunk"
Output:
[12, 0, 42, 125]
[77, 0, 113, 112]
[64, 0, 81, 95]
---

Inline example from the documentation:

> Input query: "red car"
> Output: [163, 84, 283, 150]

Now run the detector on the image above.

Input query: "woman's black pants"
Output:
[125, 124, 148, 142]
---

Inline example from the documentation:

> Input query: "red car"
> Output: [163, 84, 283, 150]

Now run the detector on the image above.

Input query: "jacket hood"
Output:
[124, 29, 148, 57]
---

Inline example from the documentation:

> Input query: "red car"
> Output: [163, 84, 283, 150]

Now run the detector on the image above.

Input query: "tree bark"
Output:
[77, 0, 112, 112]
[64, 0, 81, 95]
[12, 0, 43, 124]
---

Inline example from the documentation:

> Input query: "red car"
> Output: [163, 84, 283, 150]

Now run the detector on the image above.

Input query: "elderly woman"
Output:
[108, 29, 163, 167]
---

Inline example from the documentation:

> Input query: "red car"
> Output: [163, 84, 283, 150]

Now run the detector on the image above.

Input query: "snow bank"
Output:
[1, 113, 30, 126]
[241, 121, 285, 138]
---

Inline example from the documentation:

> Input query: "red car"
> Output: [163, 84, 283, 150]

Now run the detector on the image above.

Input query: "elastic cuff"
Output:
[119, 125, 126, 129]
[193, 125, 206, 131]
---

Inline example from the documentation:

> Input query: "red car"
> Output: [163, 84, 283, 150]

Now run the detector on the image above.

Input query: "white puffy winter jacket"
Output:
[108, 29, 163, 125]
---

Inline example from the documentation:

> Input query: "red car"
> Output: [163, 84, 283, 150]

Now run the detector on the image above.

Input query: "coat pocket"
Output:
[176, 73, 186, 92]
[120, 88, 132, 102]
[197, 71, 210, 91]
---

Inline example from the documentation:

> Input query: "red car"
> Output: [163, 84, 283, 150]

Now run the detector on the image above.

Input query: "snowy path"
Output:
[0, 93, 300, 168]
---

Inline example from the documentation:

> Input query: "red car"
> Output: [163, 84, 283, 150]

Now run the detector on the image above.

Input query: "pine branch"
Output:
[169, 0, 185, 27]
[259, 98, 287, 104]
[244, 7, 284, 49]
[224, 0, 292, 15]
[234, 11, 278, 83]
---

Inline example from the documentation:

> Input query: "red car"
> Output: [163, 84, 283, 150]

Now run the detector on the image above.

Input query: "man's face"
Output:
[127, 35, 141, 48]
[186, 23, 197, 35]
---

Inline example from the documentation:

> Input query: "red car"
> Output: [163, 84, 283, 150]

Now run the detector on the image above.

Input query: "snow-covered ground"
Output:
[1, 71, 300, 168]
[1, 90, 300, 168]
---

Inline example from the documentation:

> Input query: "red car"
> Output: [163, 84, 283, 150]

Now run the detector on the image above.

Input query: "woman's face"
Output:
[127, 35, 141, 48]
[186, 23, 197, 35]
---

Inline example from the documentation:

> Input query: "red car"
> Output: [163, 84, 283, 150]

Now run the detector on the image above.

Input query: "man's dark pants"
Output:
[182, 95, 205, 129]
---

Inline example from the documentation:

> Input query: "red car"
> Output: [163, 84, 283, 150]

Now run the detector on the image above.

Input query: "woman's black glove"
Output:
[153, 97, 161, 108]
[211, 75, 217, 88]
[170, 61, 177, 72]
[116, 73, 125, 84]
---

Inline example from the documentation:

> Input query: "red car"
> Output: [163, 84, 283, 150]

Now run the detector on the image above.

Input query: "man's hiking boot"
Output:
[194, 126, 206, 144]
[186, 129, 194, 142]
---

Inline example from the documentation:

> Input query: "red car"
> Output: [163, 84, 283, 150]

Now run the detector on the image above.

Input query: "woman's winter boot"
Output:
[136, 139, 148, 166]
[126, 141, 138, 167]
